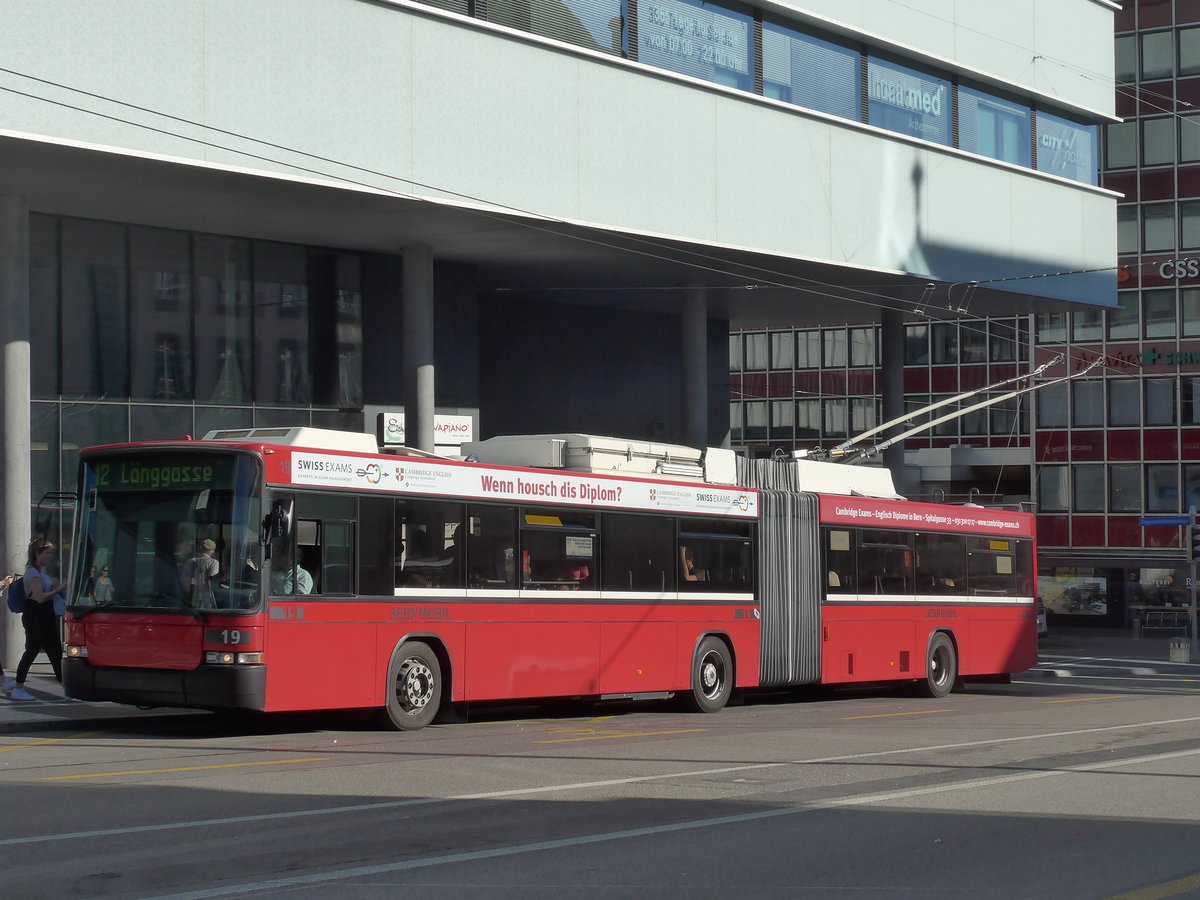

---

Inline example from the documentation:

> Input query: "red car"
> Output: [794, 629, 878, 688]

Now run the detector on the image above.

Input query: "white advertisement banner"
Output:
[290, 452, 758, 518]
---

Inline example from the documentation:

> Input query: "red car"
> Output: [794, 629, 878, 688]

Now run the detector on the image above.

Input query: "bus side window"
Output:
[825, 528, 855, 595]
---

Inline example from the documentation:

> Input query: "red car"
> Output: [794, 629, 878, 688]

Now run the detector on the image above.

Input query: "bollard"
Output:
[1169, 637, 1189, 663]
[1132, 618, 1141, 640]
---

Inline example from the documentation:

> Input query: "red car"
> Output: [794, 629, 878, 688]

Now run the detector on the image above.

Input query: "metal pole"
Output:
[1191, 506, 1199, 663]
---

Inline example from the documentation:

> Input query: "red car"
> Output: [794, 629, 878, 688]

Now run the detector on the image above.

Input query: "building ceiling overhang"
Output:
[0, 131, 1116, 328]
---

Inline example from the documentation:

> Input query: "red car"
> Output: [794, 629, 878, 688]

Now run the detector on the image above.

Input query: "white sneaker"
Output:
[9, 687, 37, 701]
[2, 677, 15, 695]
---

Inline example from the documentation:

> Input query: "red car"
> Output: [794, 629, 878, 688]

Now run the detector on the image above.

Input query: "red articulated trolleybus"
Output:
[62, 427, 1037, 729]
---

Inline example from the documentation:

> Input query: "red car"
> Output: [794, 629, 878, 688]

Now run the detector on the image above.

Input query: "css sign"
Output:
[1158, 258, 1200, 279]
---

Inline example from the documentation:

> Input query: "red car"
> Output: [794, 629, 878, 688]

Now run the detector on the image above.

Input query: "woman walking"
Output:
[0, 573, 14, 694]
[6, 540, 68, 702]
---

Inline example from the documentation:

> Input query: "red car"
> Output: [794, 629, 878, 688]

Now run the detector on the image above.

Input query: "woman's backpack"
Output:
[6, 576, 25, 614]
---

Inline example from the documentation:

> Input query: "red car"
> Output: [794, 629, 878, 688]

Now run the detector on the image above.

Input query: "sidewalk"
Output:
[0, 661, 203, 735]
[1, 627, 1193, 735]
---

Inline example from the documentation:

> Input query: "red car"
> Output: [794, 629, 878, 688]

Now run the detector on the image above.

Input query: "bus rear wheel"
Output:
[383, 642, 442, 731]
[918, 632, 957, 699]
[683, 636, 733, 713]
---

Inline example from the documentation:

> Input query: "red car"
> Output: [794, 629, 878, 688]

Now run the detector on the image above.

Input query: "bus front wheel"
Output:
[918, 632, 957, 699]
[683, 636, 733, 713]
[383, 642, 442, 731]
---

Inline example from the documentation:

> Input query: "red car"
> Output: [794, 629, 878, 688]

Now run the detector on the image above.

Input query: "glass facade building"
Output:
[733, 1, 1200, 631]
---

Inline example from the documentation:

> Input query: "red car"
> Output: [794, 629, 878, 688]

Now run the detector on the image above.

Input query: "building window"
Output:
[1110, 464, 1141, 512]
[1181, 27, 1200, 76]
[867, 55, 952, 145]
[1147, 464, 1179, 512]
[744, 400, 767, 441]
[637, 0, 754, 91]
[905, 324, 929, 364]
[796, 330, 821, 368]
[849, 327, 876, 367]
[1184, 288, 1200, 337]
[1146, 378, 1177, 425]
[770, 331, 794, 369]
[1037, 380, 1068, 428]
[958, 84, 1031, 166]
[1038, 466, 1069, 512]
[1073, 465, 1105, 512]
[1072, 380, 1104, 427]
[1186, 464, 1200, 510]
[823, 329, 847, 367]
[990, 395, 1025, 436]
[1182, 377, 1200, 425]
[1118, 206, 1138, 255]
[485, 0, 624, 56]
[823, 398, 847, 437]
[1183, 201, 1200, 250]
[960, 324, 986, 363]
[1142, 30, 1174, 79]
[1036, 312, 1066, 344]
[849, 397, 876, 434]
[796, 399, 821, 439]
[1072, 309, 1103, 343]
[1144, 289, 1177, 338]
[770, 400, 794, 440]
[744, 333, 767, 369]
[1035, 110, 1097, 185]
[729, 334, 743, 370]
[931, 323, 958, 364]
[1182, 114, 1200, 163]
[761, 20, 860, 119]
[1115, 34, 1137, 83]
[61, 219, 129, 399]
[1108, 298, 1139, 340]
[729, 401, 743, 442]
[988, 319, 1018, 362]
[1106, 121, 1137, 168]
[1109, 379, 1141, 426]
[1143, 117, 1175, 166]
[1144, 203, 1176, 252]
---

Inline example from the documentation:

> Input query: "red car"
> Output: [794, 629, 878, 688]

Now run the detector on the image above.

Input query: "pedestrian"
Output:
[181, 538, 219, 607]
[6, 540, 69, 702]
[0, 572, 13, 692]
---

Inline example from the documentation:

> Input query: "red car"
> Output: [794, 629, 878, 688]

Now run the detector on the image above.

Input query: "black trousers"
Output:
[15, 601, 62, 683]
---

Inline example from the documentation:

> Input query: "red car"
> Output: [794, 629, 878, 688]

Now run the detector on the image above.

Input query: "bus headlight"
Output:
[205, 651, 263, 665]
[65, 644, 87, 658]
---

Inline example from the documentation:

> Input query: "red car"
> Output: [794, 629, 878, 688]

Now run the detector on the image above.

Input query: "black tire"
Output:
[682, 636, 733, 713]
[382, 641, 442, 731]
[918, 632, 957, 698]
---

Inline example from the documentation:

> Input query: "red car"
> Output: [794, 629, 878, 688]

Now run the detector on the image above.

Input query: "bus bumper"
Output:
[63, 658, 267, 711]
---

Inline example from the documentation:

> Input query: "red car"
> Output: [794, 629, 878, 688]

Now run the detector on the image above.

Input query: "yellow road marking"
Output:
[536, 729, 705, 744]
[839, 709, 952, 721]
[1045, 696, 1125, 704]
[0, 731, 100, 753]
[1107, 871, 1200, 900]
[40, 757, 325, 781]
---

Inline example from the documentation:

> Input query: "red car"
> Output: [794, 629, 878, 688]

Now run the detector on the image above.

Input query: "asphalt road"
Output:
[3, 648, 1200, 900]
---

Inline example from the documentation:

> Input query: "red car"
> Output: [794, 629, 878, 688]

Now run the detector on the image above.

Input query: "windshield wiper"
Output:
[73, 600, 122, 620]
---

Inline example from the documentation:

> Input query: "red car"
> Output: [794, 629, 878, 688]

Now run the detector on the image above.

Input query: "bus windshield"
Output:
[70, 451, 263, 614]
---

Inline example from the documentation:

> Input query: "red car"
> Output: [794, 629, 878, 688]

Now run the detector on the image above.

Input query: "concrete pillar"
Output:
[880, 307, 906, 493]
[0, 195, 31, 667]
[681, 286, 708, 448]
[403, 246, 435, 453]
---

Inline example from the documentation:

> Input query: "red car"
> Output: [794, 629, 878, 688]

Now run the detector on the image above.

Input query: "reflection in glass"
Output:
[958, 84, 1031, 165]
[61, 219, 128, 399]
[487, 0, 623, 55]
[195, 236, 252, 404]
[761, 21, 859, 119]
[637, 0, 754, 91]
